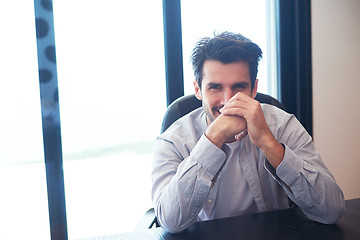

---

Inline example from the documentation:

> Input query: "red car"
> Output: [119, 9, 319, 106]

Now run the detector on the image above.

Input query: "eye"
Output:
[208, 84, 222, 90]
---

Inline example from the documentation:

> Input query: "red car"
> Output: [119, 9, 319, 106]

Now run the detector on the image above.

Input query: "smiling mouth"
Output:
[213, 107, 223, 116]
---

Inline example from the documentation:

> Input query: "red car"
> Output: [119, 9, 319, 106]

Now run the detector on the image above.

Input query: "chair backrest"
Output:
[161, 93, 285, 133]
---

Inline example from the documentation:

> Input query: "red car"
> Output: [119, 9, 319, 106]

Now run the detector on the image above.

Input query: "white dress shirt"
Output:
[151, 104, 345, 233]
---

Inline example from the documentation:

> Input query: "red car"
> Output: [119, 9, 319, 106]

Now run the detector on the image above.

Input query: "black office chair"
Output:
[135, 92, 285, 230]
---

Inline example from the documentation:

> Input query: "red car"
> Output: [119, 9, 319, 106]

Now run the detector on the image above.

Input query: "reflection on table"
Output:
[84, 198, 360, 240]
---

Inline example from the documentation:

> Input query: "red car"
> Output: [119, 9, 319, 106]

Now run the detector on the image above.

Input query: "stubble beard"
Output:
[203, 103, 223, 125]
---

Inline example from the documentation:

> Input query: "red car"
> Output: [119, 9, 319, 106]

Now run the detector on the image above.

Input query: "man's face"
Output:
[194, 60, 258, 125]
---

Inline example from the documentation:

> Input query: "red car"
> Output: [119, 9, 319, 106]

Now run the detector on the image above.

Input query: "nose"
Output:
[220, 88, 233, 105]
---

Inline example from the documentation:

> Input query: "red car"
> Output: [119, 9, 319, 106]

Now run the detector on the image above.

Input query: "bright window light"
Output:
[181, 0, 277, 98]
[53, 0, 166, 238]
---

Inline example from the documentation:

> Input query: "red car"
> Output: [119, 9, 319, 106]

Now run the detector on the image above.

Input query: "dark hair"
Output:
[191, 31, 262, 90]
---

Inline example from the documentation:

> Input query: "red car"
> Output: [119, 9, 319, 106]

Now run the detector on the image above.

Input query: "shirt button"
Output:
[207, 199, 212, 204]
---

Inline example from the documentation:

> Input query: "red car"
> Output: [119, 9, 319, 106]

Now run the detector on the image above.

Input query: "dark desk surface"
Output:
[89, 198, 360, 240]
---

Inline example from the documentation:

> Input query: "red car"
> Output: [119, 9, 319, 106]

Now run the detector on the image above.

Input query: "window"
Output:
[181, 0, 278, 98]
[0, 2, 50, 239]
[0, 1, 281, 238]
[53, 0, 166, 238]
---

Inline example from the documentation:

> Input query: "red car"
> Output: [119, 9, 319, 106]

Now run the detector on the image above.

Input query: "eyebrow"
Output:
[205, 81, 250, 89]
[206, 83, 222, 88]
[232, 82, 249, 88]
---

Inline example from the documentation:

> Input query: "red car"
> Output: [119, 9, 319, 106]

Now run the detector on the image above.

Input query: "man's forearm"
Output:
[152, 135, 226, 233]
[154, 166, 211, 233]
[275, 145, 345, 224]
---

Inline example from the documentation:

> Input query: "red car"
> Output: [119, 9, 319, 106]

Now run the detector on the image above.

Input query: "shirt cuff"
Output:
[275, 144, 303, 186]
[191, 134, 226, 178]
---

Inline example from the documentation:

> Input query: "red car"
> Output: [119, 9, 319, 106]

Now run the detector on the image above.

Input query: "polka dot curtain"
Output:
[33, 0, 68, 239]
[34, 0, 60, 128]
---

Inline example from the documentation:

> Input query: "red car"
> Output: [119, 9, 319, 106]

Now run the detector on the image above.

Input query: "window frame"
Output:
[276, 0, 313, 136]
[32, 0, 313, 239]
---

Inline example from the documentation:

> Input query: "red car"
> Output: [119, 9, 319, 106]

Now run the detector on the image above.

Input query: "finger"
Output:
[235, 129, 248, 141]
[220, 107, 247, 117]
[221, 100, 249, 111]
[228, 92, 253, 104]
[223, 93, 255, 110]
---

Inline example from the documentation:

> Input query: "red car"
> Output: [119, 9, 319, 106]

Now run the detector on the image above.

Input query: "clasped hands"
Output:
[205, 92, 285, 168]
[206, 92, 274, 150]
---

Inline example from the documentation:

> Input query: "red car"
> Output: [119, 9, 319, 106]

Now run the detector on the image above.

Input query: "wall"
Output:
[312, 0, 360, 199]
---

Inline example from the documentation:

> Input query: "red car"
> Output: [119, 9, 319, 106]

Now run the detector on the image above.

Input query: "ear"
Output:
[251, 79, 258, 98]
[194, 81, 202, 100]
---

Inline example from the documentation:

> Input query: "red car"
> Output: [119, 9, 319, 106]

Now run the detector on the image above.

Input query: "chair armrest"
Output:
[134, 208, 159, 230]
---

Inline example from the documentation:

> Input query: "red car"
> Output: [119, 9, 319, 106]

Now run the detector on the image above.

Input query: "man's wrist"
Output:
[205, 127, 226, 149]
[259, 138, 285, 169]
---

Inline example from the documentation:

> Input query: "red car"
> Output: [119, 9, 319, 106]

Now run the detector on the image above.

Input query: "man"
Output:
[151, 32, 344, 233]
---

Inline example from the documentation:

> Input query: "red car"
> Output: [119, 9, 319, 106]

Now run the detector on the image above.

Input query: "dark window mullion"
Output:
[163, 0, 184, 106]
[33, 1, 68, 239]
